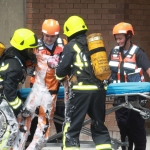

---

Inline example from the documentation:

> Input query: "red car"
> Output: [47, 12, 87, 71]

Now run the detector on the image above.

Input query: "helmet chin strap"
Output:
[119, 34, 131, 50]
[54, 34, 59, 44]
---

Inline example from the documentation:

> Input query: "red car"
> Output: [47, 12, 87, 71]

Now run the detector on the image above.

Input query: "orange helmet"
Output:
[42, 19, 60, 35]
[113, 22, 134, 35]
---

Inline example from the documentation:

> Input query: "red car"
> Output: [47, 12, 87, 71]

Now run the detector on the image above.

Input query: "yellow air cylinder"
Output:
[86, 33, 111, 81]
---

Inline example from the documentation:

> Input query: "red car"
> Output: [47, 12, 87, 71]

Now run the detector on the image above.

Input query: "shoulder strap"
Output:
[73, 39, 105, 89]
[38, 39, 57, 56]
[111, 46, 120, 56]
[126, 45, 139, 58]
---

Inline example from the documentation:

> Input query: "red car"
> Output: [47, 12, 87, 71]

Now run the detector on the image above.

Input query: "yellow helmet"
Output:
[63, 16, 88, 37]
[10, 28, 38, 50]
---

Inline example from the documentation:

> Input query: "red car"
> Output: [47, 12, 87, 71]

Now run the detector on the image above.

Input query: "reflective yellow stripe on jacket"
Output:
[73, 44, 88, 69]
[72, 44, 98, 90]
[0, 125, 11, 149]
[72, 85, 98, 90]
[55, 75, 65, 81]
[0, 63, 9, 71]
[9, 96, 22, 109]
[96, 144, 112, 150]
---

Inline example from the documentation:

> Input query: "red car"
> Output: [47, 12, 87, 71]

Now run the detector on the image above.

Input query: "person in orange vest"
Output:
[21, 19, 65, 150]
[109, 22, 150, 150]
[28, 38, 67, 143]
[29, 38, 67, 88]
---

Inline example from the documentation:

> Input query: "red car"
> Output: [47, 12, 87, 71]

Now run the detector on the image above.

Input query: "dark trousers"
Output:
[54, 104, 65, 135]
[64, 90, 111, 147]
[115, 108, 146, 150]
[27, 117, 37, 142]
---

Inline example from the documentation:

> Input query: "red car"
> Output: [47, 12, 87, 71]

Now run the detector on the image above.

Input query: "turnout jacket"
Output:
[0, 47, 26, 103]
[56, 34, 99, 90]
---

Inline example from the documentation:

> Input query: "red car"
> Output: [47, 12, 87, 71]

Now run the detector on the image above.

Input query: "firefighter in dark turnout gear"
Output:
[109, 22, 150, 150]
[56, 15, 112, 150]
[0, 28, 38, 150]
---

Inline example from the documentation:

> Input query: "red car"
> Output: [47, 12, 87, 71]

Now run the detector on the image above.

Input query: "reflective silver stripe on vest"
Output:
[57, 37, 63, 44]
[127, 45, 138, 57]
[129, 45, 138, 55]
[112, 54, 118, 57]
[109, 61, 119, 67]
[114, 46, 119, 49]
[38, 46, 45, 50]
[123, 62, 136, 69]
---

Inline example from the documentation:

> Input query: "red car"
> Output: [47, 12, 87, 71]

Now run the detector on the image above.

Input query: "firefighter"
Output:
[22, 19, 64, 150]
[55, 15, 112, 150]
[0, 28, 38, 150]
[109, 22, 150, 150]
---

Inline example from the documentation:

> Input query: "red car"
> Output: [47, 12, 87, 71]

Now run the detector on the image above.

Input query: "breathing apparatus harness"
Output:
[71, 38, 110, 90]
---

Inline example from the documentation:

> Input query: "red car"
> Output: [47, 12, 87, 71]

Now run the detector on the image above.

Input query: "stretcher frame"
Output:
[20, 83, 150, 150]
[46, 92, 150, 150]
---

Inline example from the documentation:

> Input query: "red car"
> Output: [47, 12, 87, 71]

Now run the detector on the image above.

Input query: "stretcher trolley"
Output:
[17, 82, 150, 150]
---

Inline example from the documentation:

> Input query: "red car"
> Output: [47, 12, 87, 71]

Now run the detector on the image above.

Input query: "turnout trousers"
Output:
[0, 99, 18, 150]
[63, 89, 112, 150]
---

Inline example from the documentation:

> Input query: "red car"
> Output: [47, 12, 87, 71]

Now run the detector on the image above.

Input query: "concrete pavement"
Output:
[42, 136, 150, 150]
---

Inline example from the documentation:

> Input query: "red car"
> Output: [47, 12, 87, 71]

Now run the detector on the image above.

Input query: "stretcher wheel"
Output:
[141, 110, 150, 119]
[0, 110, 7, 137]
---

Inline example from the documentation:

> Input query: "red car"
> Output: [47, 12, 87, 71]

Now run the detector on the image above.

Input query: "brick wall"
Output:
[25, 0, 150, 137]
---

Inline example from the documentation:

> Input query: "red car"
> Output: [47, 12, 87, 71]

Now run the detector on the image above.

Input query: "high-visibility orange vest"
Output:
[109, 44, 145, 83]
